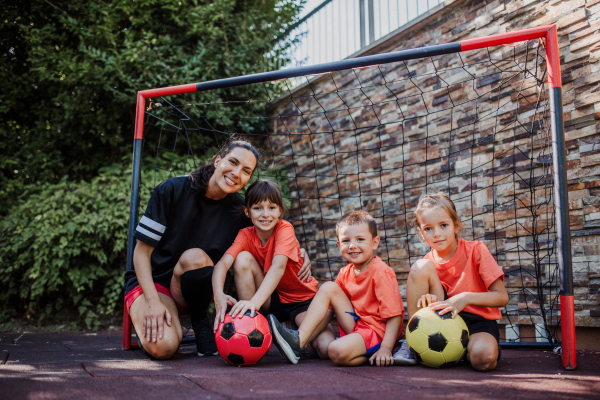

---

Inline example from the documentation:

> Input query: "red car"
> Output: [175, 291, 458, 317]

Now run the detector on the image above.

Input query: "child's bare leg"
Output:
[406, 259, 445, 319]
[295, 309, 335, 359]
[466, 332, 499, 372]
[327, 333, 368, 366]
[232, 251, 270, 311]
[297, 282, 356, 348]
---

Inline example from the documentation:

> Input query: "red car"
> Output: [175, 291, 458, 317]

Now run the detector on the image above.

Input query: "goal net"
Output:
[126, 26, 575, 368]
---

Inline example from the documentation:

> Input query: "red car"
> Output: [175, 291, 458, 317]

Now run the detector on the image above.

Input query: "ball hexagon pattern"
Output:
[405, 307, 469, 368]
[215, 311, 272, 366]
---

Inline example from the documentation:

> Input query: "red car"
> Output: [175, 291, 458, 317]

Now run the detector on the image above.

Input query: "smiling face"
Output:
[208, 147, 257, 199]
[417, 206, 459, 255]
[336, 222, 380, 271]
[245, 200, 282, 237]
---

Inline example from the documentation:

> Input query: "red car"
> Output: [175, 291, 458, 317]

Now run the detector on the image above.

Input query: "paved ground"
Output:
[1, 332, 599, 399]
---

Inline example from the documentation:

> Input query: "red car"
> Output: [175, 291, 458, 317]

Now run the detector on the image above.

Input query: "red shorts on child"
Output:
[340, 320, 383, 356]
[125, 283, 189, 315]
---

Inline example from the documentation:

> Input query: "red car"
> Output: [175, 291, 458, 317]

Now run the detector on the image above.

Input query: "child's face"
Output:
[336, 223, 380, 266]
[417, 206, 459, 253]
[245, 200, 281, 234]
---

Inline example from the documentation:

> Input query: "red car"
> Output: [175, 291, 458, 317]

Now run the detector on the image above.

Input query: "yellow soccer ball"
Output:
[405, 306, 469, 368]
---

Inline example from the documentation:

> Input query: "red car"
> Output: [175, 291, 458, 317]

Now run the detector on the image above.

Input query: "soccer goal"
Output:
[123, 25, 576, 370]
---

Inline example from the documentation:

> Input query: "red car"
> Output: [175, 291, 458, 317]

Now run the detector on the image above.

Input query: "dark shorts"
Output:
[267, 291, 312, 325]
[459, 311, 501, 361]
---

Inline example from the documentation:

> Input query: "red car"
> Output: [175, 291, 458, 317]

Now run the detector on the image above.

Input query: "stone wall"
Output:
[267, 0, 600, 330]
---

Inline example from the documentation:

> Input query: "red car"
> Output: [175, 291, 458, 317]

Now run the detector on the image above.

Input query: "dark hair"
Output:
[244, 180, 288, 219]
[336, 210, 378, 238]
[189, 138, 261, 196]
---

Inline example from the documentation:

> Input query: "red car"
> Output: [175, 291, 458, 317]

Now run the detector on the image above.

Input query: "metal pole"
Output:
[359, 0, 366, 49]
[368, 0, 375, 45]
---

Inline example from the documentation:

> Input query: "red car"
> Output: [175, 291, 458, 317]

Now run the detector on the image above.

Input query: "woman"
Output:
[124, 139, 312, 359]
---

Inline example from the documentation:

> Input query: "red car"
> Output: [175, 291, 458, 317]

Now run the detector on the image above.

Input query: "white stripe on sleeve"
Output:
[140, 216, 166, 233]
[136, 225, 162, 241]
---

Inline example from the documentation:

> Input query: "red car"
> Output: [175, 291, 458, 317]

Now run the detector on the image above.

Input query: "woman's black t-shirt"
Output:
[124, 176, 251, 294]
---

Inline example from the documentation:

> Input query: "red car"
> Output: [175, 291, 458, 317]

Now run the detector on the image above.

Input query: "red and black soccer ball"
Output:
[215, 311, 272, 366]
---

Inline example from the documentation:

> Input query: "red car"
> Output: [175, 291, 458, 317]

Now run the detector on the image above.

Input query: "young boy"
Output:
[268, 210, 405, 366]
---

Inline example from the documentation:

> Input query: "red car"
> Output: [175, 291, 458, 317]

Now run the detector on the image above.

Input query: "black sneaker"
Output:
[192, 318, 218, 356]
[268, 314, 302, 364]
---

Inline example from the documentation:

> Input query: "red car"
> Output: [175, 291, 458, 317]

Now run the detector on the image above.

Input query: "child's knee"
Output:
[327, 341, 352, 365]
[409, 259, 436, 279]
[318, 281, 341, 297]
[469, 348, 498, 372]
[142, 337, 180, 360]
[232, 251, 255, 273]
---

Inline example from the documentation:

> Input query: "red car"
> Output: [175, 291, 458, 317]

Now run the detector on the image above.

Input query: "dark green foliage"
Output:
[0, 0, 302, 327]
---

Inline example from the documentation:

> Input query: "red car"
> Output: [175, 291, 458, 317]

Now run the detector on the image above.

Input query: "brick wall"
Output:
[267, 0, 600, 329]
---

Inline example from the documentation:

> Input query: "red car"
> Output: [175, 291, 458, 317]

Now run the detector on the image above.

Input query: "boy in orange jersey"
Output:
[269, 210, 405, 366]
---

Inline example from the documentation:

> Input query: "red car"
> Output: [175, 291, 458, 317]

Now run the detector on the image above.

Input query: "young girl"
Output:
[212, 180, 335, 358]
[403, 192, 509, 371]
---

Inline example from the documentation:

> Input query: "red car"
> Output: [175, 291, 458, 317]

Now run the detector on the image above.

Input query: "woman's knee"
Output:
[178, 248, 213, 271]
[143, 338, 180, 360]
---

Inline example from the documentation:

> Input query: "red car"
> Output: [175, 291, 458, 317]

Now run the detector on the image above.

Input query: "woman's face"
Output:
[211, 147, 257, 196]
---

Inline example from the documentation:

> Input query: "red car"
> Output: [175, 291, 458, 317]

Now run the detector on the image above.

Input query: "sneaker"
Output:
[192, 318, 219, 356]
[393, 339, 418, 366]
[268, 314, 303, 364]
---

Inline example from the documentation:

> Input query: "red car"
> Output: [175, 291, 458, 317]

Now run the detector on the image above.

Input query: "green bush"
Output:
[0, 153, 291, 328]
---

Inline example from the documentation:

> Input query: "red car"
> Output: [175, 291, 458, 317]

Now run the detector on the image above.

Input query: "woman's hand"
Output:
[417, 293, 438, 309]
[229, 300, 259, 319]
[369, 347, 394, 366]
[214, 293, 237, 331]
[429, 293, 469, 318]
[297, 248, 312, 282]
[143, 297, 171, 343]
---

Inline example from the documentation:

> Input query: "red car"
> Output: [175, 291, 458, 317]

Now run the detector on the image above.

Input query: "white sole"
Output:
[268, 315, 300, 364]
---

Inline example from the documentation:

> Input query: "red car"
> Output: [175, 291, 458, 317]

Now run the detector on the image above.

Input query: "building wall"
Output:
[269, 0, 600, 330]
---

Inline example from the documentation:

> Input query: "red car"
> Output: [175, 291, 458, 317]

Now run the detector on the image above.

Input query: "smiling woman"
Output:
[123, 139, 313, 360]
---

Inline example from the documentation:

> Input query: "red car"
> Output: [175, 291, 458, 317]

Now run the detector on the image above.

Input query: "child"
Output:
[404, 192, 509, 371]
[212, 180, 335, 358]
[269, 210, 405, 366]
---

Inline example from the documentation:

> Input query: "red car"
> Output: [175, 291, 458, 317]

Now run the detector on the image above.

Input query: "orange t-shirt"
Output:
[335, 257, 404, 339]
[226, 220, 318, 303]
[424, 239, 504, 320]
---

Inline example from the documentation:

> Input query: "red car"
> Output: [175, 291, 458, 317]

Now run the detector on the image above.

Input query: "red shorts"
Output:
[339, 320, 383, 356]
[125, 283, 189, 315]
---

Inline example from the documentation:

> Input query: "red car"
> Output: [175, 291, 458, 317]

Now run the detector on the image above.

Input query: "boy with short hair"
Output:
[269, 210, 405, 366]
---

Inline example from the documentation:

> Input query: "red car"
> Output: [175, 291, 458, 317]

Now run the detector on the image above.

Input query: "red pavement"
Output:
[1, 332, 599, 399]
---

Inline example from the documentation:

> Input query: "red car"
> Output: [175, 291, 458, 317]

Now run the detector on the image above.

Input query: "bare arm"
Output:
[229, 254, 288, 318]
[430, 278, 509, 317]
[212, 253, 238, 330]
[133, 241, 171, 343]
[369, 315, 402, 366]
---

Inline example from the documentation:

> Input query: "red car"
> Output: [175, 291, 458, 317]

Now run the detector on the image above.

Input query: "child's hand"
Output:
[417, 293, 438, 309]
[214, 293, 237, 331]
[369, 347, 394, 366]
[429, 293, 469, 317]
[229, 300, 259, 319]
[297, 248, 312, 282]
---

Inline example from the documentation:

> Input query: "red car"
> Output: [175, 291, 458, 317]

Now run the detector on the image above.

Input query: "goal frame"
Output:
[123, 25, 576, 370]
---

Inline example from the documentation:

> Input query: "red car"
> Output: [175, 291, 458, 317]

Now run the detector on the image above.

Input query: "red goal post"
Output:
[124, 25, 576, 370]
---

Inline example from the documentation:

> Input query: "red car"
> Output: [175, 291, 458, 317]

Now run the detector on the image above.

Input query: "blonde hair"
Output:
[336, 210, 378, 239]
[414, 192, 462, 235]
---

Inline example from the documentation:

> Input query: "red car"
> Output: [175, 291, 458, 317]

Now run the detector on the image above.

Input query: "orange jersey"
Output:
[335, 257, 404, 339]
[424, 239, 504, 320]
[226, 220, 318, 303]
